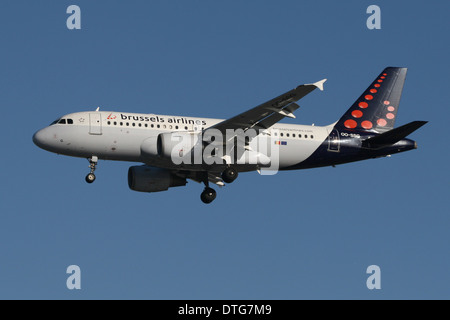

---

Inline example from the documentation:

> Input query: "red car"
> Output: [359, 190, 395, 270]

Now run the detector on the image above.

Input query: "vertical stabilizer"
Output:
[335, 67, 407, 132]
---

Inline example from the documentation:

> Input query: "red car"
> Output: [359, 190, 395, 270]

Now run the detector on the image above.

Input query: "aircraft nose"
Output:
[33, 128, 48, 149]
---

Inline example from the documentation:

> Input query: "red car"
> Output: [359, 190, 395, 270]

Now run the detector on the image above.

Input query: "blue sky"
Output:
[0, 1, 449, 299]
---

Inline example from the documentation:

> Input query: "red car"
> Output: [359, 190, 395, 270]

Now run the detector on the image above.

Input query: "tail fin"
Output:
[335, 67, 408, 133]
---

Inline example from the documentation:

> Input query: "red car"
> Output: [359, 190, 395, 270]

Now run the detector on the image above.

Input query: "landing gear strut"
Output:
[200, 172, 216, 204]
[85, 156, 98, 184]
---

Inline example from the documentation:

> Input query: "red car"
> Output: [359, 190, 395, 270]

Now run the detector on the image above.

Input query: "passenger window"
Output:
[138, 123, 141, 127]
[132, 123, 136, 127]
[114, 122, 117, 125]
[286, 133, 290, 137]
[292, 134, 296, 138]
[157, 124, 160, 128]
[185, 126, 188, 130]
[151, 124, 154, 128]
[107, 121, 111, 125]
[311, 135, 314, 139]
[280, 133, 284, 137]
[304, 135, 308, 138]
[175, 126, 179, 130]
[120, 122, 123, 126]
[126, 123, 129, 126]
[144, 124, 148, 127]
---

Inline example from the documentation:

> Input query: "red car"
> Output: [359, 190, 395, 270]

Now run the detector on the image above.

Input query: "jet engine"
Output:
[128, 165, 187, 193]
[140, 136, 159, 158]
[157, 132, 201, 160]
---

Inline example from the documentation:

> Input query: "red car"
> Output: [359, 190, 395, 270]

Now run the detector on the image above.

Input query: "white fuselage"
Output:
[33, 111, 334, 171]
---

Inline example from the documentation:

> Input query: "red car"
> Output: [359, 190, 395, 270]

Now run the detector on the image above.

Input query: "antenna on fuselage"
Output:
[95, 107, 100, 112]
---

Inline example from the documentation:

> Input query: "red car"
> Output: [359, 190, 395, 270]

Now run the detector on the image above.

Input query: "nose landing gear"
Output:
[85, 156, 98, 183]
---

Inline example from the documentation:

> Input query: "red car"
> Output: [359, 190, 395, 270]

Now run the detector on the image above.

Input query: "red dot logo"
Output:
[365, 95, 374, 100]
[359, 101, 369, 108]
[377, 119, 387, 127]
[387, 106, 395, 112]
[374, 84, 381, 88]
[352, 110, 363, 118]
[386, 113, 395, 119]
[370, 89, 377, 93]
[361, 121, 373, 129]
[344, 119, 357, 129]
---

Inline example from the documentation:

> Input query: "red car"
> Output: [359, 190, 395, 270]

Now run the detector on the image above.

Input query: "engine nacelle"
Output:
[157, 132, 200, 160]
[128, 165, 187, 193]
[140, 136, 159, 158]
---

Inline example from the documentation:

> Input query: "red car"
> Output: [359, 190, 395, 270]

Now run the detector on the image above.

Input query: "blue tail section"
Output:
[335, 67, 407, 133]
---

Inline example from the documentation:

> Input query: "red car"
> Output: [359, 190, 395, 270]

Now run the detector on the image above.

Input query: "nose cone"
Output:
[33, 128, 50, 150]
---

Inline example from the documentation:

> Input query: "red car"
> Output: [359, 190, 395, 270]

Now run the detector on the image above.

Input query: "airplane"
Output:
[33, 67, 426, 204]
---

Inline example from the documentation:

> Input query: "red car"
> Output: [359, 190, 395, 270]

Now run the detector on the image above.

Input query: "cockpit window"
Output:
[50, 117, 73, 125]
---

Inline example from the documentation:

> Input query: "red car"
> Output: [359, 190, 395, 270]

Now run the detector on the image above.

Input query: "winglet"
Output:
[313, 79, 327, 91]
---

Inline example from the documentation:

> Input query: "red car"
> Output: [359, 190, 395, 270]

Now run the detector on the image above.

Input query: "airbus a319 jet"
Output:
[33, 67, 426, 203]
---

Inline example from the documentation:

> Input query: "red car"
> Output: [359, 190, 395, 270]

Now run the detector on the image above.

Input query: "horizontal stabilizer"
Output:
[362, 121, 427, 148]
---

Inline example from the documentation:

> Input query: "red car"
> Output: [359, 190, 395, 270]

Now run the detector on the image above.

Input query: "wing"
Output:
[175, 170, 225, 187]
[174, 80, 327, 185]
[207, 79, 326, 134]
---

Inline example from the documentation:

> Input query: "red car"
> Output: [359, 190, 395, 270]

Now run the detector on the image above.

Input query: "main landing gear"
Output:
[221, 166, 238, 184]
[200, 171, 216, 204]
[200, 167, 238, 204]
[85, 156, 98, 184]
[201, 187, 216, 204]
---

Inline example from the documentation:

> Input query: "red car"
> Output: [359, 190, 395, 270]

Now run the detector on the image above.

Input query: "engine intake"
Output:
[128, 165, 187, 193]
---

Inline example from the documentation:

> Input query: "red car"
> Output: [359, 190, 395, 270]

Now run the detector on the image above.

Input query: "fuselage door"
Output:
[327, 128, 340, 152]
[89, 113, 102, 135]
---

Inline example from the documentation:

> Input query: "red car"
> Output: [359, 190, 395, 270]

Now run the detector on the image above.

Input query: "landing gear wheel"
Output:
[85, 173, 96, 184]
[221, 167, 238, 184]
[201, 187, 216, 204]
[85, 156, 98, 184]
